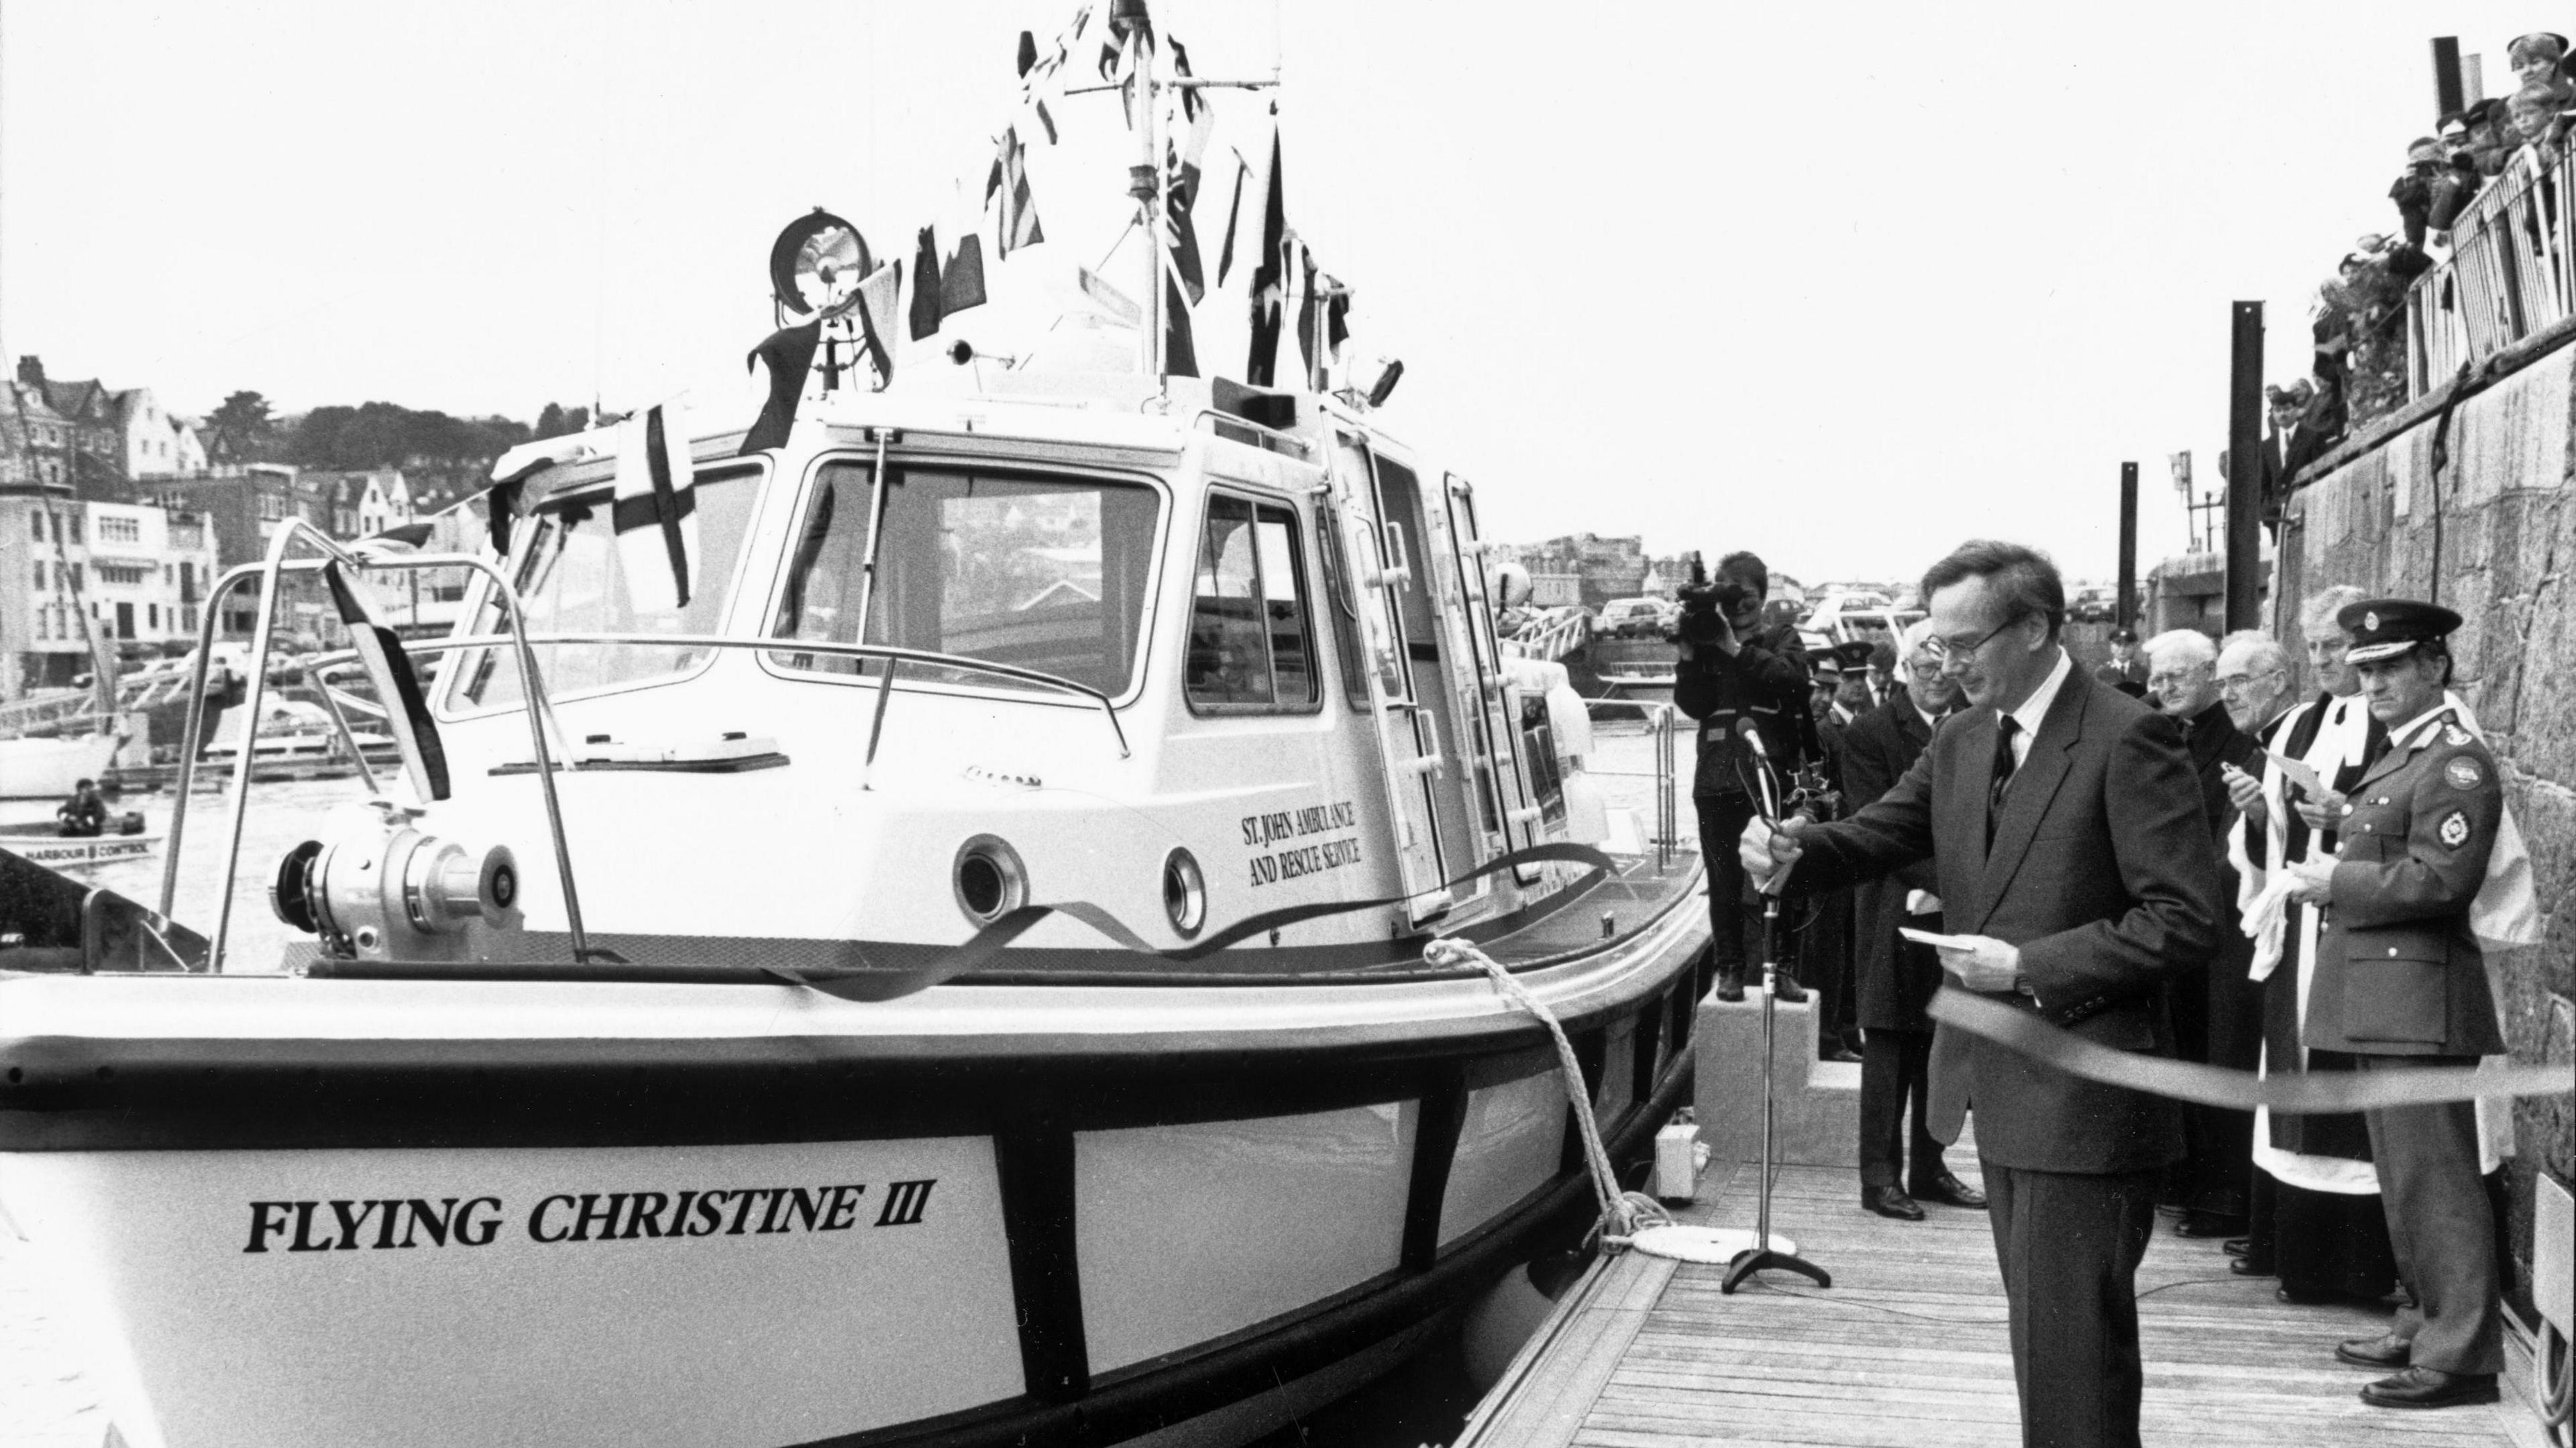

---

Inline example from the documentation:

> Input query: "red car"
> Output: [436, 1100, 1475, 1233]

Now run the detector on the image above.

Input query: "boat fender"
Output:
[1544, 679, 1594, 767]
[1559, 771, 1609, 846]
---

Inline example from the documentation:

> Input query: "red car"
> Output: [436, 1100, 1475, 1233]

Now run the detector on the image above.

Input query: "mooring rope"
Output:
[1424, 936, 1672, 1254]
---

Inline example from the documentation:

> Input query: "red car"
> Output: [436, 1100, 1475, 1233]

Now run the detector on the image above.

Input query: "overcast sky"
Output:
[0, 2, 2538, 584]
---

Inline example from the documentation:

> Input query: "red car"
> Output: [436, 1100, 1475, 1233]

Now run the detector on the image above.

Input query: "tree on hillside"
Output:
[207, 390, 275, 459]
[532, 402, 596, 440]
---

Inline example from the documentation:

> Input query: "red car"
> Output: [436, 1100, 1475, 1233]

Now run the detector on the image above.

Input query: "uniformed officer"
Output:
[2278, 598, 2505, 1411]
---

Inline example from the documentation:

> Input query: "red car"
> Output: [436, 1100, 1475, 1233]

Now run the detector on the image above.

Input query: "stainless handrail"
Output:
[160, 528, 591, 970]
[433, 630, 1132, 759]
[1580, 698, 1681, 872]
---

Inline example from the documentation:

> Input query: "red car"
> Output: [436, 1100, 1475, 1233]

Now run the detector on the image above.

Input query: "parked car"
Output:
[2070, 588, 2117, 624]
[1817, 608, 1925, 649]
[1597, 597, 1671, 638]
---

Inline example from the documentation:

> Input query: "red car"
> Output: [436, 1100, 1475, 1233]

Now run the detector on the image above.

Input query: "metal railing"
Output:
[1501, 606, 1590, 663]
[158, 528, 1139, 971]
[1580, 698, 1680, 872]
[2408, 147, 2576, 397]
[163, 522, 589, 972]
[0, 689, 105, 736]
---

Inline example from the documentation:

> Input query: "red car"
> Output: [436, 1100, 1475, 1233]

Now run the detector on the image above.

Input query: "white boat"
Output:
[0, 819, 160, 868]
[0, 14, 1709, 1446]
[197, 697, 396, 765]
[0, 730, 123, 800]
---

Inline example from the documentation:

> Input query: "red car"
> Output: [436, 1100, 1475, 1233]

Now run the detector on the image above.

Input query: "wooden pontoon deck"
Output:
[1462, 1146, 2541, 1448]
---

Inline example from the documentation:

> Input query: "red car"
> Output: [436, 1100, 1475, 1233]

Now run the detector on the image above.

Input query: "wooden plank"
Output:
[1465, 1135, 2527, 1448]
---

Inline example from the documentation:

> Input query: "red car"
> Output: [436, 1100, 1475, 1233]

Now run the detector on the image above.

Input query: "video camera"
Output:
[1667, 551, 1754, 647]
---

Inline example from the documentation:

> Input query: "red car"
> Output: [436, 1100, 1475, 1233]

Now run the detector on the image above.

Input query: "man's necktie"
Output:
[1987, 715, 2020, 850]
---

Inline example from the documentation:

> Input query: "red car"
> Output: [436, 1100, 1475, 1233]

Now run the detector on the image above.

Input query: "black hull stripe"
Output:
[0, 1007, 1638, 1151]
[788, 1052, 1693, 1448]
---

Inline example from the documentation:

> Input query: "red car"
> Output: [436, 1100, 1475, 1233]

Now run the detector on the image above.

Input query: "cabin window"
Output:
[1518, 691, 1566, 826]
[1311, 506, 1372, 712]
[1185, 492, 1319, 713]
[446, 465, 761, 712]
[766, 460, 1159, 699]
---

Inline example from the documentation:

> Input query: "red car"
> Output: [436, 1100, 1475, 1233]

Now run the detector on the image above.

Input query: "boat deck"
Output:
[1462, 1150, 2542, 1448]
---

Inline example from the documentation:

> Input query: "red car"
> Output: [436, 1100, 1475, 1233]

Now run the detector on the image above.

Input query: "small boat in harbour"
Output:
[0, 818, 160, 869]
[0, 11, 1709, 1446]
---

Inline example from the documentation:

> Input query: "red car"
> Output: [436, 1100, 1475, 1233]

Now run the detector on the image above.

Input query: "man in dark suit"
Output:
[2279, 600, 2506, 1411]
[1752, 541, 2220, 1448]
[2144, 629, 2266, 1241]
[1802, 638, 1880, 1062]
[1841, 620, 1981, 1221]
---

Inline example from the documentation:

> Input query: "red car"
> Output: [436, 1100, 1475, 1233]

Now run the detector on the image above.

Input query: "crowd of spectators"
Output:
[2281, 30, 2576, 463]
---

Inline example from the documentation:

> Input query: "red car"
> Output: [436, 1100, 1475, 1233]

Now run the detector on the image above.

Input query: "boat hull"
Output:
[0, 883, 1705, 1448]
[0, 829, 161, 868]
[0, 733, 121, 800]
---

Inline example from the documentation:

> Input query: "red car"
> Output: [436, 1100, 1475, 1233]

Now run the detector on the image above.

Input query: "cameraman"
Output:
[1673, 551, 1815, 1002]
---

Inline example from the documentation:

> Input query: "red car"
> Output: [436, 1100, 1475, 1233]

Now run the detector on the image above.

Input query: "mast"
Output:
[1121, 0, 1163, 380]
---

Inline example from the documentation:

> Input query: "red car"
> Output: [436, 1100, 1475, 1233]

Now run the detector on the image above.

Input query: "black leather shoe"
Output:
[2335, 1333, 2412, 1370]
[1713, 970, 1746, 1003]
[2221, 1237, 2251, 1258]
[1862, 1186, 1925, 1221]
[1908, 1172, 1987, 1210]
[2176, 1210, 2248, 1238]
[1770, 970, 1809, 1003]
[1822, 1046, 1863, 1064]
[2227, 1255, 2275, 1277]
[2361, 1367, 2499, 1409]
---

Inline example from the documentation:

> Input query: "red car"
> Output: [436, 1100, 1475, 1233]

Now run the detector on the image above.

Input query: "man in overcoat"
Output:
[1841, 620, 1979, 1220]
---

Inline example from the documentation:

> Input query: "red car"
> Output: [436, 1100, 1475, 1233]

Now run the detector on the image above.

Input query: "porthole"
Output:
[953, 836, 1029, 926]
[1162, 848, 1207, 938]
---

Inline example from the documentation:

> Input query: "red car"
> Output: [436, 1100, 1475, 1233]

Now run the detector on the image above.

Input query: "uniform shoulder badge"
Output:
[2443, 724, 2473, 747]
[2445, 757, 2485, 791]
[2438, 810, 2472, 847]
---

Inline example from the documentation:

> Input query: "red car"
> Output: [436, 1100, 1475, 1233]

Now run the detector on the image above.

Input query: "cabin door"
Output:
[1328, 435, 1456, 923]
[1437, 474, 1545, 884]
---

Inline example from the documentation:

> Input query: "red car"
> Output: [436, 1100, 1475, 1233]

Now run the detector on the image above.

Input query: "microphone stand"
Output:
[1721, 725, 1832, 1295]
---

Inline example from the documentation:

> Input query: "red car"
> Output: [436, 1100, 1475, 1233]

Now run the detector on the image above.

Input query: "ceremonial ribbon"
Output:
[1927, 986, 2570, 1111]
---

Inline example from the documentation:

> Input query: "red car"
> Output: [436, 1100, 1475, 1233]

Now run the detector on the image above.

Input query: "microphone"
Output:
[1734, 716, 1769, 760]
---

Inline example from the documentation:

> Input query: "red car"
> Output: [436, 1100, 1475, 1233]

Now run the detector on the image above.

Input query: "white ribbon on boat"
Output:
[759, 842, 1623, 1002]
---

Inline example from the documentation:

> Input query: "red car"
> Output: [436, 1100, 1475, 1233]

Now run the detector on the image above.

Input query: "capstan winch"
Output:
[270, 799, 520, 960]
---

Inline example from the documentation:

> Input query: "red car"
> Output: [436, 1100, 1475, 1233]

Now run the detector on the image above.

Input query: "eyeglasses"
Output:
[1907, 661, 1945, 680]
[2147, 671, 2205, 689]
[2216, 670, 2282, 691]
[1924, 613, 2028, 666]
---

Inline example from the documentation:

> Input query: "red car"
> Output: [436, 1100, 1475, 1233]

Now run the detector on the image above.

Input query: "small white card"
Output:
[1898, 927, 1981, 951]
[2265, 751, 2326, 799]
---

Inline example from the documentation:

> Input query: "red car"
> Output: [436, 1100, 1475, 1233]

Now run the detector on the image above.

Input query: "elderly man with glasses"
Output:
[2143, 630, 2266, 1243]
[2216, 630, 2295, 739]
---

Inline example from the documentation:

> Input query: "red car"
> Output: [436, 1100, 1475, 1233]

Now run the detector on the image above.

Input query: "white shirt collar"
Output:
[1831, 702, 1856, 726]
[1913, 699, 1945, 731]
[2387, 704, 2451, 752]
[2002, 647, 2074, 744]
